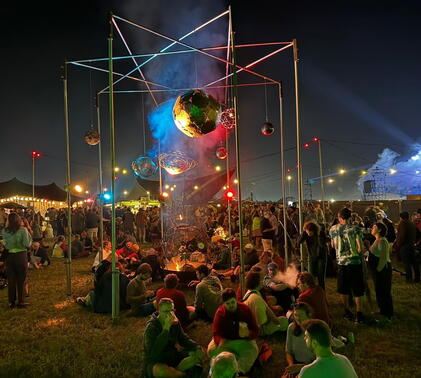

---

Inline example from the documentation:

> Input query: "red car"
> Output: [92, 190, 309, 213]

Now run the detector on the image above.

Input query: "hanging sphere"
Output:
[261, 122, 274, 136]
[131, 156, 158, 178]
[173, 89, 221, 138]
[84, 130, 100, 145]
[159, 151, 197, 175]
[216, 147, 227, 160]
[218, 108, 235, 129]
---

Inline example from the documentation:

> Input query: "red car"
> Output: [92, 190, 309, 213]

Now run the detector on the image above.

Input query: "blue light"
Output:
[103, 193, 111, 200]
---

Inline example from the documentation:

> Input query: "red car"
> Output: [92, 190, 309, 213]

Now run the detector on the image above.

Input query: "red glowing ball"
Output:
[216, 147, 227, 160]
[261, 122, 274, 136]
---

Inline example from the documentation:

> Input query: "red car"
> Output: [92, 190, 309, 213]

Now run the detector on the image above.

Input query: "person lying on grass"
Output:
[143, 298, 204, 378]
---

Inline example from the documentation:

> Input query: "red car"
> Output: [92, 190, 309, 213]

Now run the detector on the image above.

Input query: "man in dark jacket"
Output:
[143, 298, 204, 377]
[393, 211, 419, 282]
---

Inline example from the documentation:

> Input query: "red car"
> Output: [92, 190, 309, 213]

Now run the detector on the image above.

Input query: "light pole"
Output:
[314, 138, 326, 224]
[31, 151, 41, 221]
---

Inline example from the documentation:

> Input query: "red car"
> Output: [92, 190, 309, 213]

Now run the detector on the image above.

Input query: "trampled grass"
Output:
[0, 256, 420, 378]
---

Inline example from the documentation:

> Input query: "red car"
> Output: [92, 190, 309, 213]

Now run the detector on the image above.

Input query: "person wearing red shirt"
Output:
[155, 274, 194, 329]
[296, 272, 331, 327]
[207, 288, 259, 374]
[116, 241, 140, 260]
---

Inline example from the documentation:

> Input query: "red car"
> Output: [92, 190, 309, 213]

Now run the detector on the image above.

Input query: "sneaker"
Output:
[355, 311, 365, 324]
[343, 309, 354, 321]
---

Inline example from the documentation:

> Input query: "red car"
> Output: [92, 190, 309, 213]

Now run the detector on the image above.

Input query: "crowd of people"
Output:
[1, 201, 421, 377]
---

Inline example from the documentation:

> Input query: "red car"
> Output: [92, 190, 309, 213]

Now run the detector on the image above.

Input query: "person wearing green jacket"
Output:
[2, 213, 32, 308]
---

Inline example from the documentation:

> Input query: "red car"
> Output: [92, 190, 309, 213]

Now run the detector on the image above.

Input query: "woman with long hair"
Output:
[2, 213, 32, 308]
[369, 222, 394, 320]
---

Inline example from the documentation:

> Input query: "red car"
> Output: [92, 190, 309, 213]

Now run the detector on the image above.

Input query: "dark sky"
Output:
[1, 0, 420, 201]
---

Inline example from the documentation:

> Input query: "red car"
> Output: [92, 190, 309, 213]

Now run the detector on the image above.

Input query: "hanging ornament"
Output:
[131, 156, 158, 178]
[173, 89, 221, 138]
[218, 107, 235, 130]
[159, 151, 198, 175]
[84, 130, 100, 145]
[216, 146, 227, 160]
[261, 122, 274, 136]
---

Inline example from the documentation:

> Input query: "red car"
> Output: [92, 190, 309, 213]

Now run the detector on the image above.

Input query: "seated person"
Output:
[298, 320, 357, 378]
[31, 241, 51, 266]
[140, 248, 163, 281]
[243, 271, 288, 335]
[230, 243, 259, 279]
[189, 250, 206, 263]
[296, 272, 331, 327]
[143, 298, 204, 378]
[52, 235, 67, 258]
[190, 264, 222, 321]
[283, 302, 316, 377]
[126, 263, 155, 317]
[212, 240, 231, 271]
[252, 250, 272, 276]
[71, 234, 85, 258]
[92, 241, 112, 272]
[208, 288, 259, 375]
[116, 241, 138, 260]
[156, 274, 194, 329]
[209, 351, 239, 378]
[264, 262, 298, 313]
[80, 231, 93, 255]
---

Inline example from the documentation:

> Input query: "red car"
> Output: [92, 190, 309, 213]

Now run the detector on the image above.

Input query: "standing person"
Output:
[393, 211, 419, 283]
[369, 223, 393, 320]
[207, 288, 259, 375]
[85, 209, 99, 242]
[123, 208, 135, 235]
[329, 207, 365, 323]
[298, 222, 327, 289]
[135, 208, 148, 243]
[261, 210, 276, 252]
[298, 320, 357, 378]
[251, 208, 262, 248]
[2, 213, 32, 308]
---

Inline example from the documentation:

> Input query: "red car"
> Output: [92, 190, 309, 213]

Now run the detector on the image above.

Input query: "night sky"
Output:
[1, 0, 420, 201]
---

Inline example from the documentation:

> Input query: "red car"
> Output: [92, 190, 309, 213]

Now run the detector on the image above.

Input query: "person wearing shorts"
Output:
[330, 208, 365, 324]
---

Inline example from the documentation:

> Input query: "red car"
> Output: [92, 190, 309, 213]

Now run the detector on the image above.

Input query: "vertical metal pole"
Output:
[96, 94, 104, 261]
[318, 140, 326, 224]
[231, 26, 245, 297]
[158, 143, 164, 248]
[108, 14, 119, 323]
[32, 156, 35, 222]
[293, 39, 304, 265]
[278, 83, 288, 266]
[62, 62, 72, 296]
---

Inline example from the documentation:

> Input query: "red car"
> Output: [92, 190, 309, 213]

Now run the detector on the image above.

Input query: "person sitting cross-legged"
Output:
[126, 263, 155, 317]
[143, 298, 204, 378]
[207, 288, 259, 375]
[189, 264, 223, 322]
[298, 319, 357, 378]
[156, 274, 195, 329]
[243, 271, 288, 336]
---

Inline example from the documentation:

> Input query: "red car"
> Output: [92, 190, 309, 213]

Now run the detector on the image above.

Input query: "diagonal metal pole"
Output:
[108, 13, 119, 323]
[62, 62, 72, 296]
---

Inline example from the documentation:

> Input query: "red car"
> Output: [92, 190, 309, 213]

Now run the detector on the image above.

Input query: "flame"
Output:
[179, 214, 183, 220]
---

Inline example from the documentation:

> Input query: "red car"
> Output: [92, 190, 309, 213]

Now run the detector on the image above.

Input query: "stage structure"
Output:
[64, 7, 303, 322]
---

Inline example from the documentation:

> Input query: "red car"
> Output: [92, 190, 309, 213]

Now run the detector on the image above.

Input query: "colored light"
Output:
[328, 178, 334, 183]
[162, 192, 169, 198]
[114, 167, 120, 172]
[287, 175, 292, 181]
[122, 169, 128, 174]
[215, 165, 221, 172]
[339, 169, 346, 175]
[165, 184, 170, 189]
[85, 190, 89, 194]
[103, 193, 111, 200]
[194, 185, 199, 190]
[74, 185, 83, 193]
[233, 179, 238, 184]
[303, 143, 310, 149]
[312, 137, 319, 142]
[361, 170, 367, 175]
[123, 190, 128, 195]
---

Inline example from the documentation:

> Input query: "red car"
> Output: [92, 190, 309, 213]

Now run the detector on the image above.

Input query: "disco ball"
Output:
[173, 89, 221, 138]
[131, 156, 158, 178]
[84, 130, 100, 145]
[261, 122, 275, 136]
[216, 147, 227, 160]
[159, 151, 197, 175]
[218, 108, 235, 130]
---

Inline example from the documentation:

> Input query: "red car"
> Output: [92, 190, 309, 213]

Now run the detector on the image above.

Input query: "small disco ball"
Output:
[131, 156, 158, 178]
[261, 122, 274, 136]
[173, 89, 221, 138]
[84, 130, 100, 145]
[216, 146, 227, 160]
[218, 108, 235, 129]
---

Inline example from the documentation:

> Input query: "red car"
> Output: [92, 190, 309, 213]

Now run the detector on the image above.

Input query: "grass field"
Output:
[0, 256, 420, 378]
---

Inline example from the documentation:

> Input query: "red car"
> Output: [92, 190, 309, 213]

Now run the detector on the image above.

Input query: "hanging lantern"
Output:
[261, 122, 274, 136]
[84, 130, 100, 145]
[218, 107, 235, 130]
[173, 90, 221, 138]
[216, 147, 227, 160]
[131, 156, 158, 178]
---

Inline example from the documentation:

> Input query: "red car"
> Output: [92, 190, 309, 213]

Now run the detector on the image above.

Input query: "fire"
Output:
[179, 214, 183, 221]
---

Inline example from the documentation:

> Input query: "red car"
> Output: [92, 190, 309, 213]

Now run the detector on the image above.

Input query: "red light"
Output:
[303, 143, 310, 149]
[312, 137, 319, 142]
[32, 151, 41, 158]
[287, 168, 291, 173]
[225, 189, 234, 201]
[161, 192, 169, 198]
